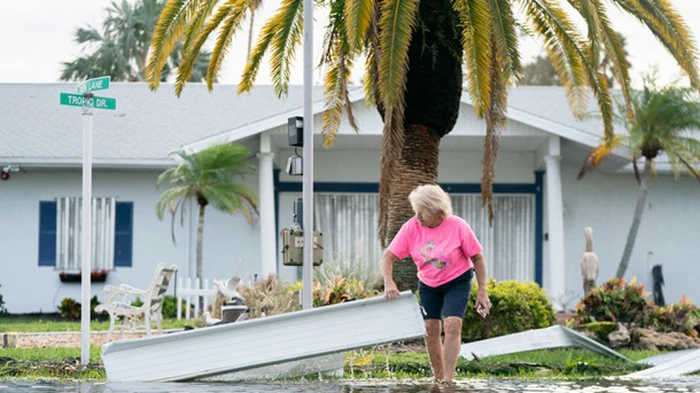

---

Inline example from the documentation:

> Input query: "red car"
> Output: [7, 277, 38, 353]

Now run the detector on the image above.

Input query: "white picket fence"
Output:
[176, 277, 218, 320]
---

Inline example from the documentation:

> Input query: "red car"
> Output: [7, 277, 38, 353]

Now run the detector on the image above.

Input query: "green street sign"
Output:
[77, 76, 110, 94]
[60, 93, 117, 110]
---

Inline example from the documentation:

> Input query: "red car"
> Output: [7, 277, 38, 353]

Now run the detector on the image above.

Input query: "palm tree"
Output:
[146, 0, 699, 290]
[156, 144, 259, 312]
[60, 0, 213, 82]
[578, 80, 700, 280]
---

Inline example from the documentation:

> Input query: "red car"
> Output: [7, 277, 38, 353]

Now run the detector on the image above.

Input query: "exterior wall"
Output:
[0, 169, 260, 313]
[559, 160, 700, 307]
[276, 149, 536, 184]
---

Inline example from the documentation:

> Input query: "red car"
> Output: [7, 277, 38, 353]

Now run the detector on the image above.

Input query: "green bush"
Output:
[59, 296, 102, 320]
[58, 298, 80, 320]
[648, 296, 697, 337]
[462, 279, 555, 342]
[575, 278, 697, 336]
[575, 277, 653, 326]
[129, 296, 186, 319]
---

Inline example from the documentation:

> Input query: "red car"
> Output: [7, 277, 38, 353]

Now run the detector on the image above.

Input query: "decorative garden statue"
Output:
[581, 227, 599, 295]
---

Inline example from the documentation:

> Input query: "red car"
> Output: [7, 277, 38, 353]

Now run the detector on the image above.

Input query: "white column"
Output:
[545, 150, 566, 311]
[257, 132, 277, 278]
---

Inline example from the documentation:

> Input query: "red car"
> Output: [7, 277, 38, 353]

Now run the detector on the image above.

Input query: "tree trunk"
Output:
[389, 125, 441, 291]
[616, 159, 652, 279]
[196, 202, 206, 314]
[379, 0, 462, 291]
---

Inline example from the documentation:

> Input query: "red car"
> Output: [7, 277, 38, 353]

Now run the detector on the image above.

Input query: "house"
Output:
[1, 82, 698, 314]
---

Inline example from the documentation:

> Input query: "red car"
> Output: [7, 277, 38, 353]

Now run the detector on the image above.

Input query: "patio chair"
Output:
[95, 263, 178, 342]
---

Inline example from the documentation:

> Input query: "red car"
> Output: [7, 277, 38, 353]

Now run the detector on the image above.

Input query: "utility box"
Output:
[281, 228, 323, 266]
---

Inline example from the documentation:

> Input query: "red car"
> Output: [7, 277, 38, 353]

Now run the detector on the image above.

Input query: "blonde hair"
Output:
[408, 184, 453, 218]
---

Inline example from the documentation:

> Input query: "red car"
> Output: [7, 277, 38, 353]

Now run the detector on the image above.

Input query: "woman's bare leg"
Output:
[424, 319, 444, 380]
[442, 316, 463, 382]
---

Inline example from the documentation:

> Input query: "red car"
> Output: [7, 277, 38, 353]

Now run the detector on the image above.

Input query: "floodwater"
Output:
[2, 378, 700, 393]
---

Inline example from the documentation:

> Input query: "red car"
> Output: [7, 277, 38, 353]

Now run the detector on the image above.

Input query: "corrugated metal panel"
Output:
[101, 292, 425, 382]
[628, 348, 700, 378]
[460, 326, 631, 362]
[55, 197, 115, 271]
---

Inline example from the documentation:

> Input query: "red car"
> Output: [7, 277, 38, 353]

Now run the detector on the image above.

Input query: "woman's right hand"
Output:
[384, 280, 400, 300]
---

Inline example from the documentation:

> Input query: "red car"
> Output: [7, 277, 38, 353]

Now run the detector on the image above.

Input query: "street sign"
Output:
[60, 93, 117, 110]
[77, 76, 111, 94]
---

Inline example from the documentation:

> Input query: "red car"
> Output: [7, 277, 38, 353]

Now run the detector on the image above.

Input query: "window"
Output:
[38, 199, 134, 269]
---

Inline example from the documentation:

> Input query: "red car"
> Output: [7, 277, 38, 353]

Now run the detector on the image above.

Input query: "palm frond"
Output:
[181, 0, 219, 54]
[611, 0, 700, 89]
[238, 7, 283, 93]
[147, 0, 205, 89]
[377, 0, 419, 110]
[488, 0, 521, 82]
[453, 0, 491, 116]
[524, 0, 615, 144]
[176, 1, 237, 96]
[362, 2, 382, 111]
[322, 39, 357, 148]
[206, 0, 253, 91]
[481, 33, 508, 225]
[572, 0, 634, 119]
[345, 0, 375, 50]
[378, 106, 406, 247]
[269, 0, 304, 97]
[521, 0, 587, 116]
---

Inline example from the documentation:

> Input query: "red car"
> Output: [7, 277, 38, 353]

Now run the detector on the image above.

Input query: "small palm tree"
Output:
[578, 79, 700, 279]
[156, 143, 258, 312]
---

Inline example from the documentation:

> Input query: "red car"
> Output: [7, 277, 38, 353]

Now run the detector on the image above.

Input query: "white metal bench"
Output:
[95, 263, 178, 342]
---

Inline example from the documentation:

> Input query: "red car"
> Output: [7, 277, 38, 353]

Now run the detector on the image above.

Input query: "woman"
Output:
[381, 184, 491, 383]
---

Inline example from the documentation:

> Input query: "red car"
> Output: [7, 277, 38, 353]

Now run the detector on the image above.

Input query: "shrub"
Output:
[58, 298, 81, 320]
[575, 277, 653, 326]
[648, 296, 697, 337]
[575, 278, 697, 336]
[313, 277, 378, 307]
[236, 274, 302, 319]
[0, 284, 7, 315]
[59, 296, 102, 320]
[462, 279, 555, 342]
[130, 296, 185, 319]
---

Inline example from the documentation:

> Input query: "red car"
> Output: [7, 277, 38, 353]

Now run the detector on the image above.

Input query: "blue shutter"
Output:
[38, 201, 57, 267]
[114, 202, 133, 267]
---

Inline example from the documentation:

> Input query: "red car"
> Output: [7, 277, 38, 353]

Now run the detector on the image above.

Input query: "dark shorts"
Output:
[418, 269, 474, 320]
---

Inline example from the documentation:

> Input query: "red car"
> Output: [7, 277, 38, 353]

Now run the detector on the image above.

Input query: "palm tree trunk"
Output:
[389, 125, 441, 290]
[616, 159, 652, 279]
[196, 202, 206, 314]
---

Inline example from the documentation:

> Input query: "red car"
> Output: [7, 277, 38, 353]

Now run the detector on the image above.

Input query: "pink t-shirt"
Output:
[388, 215, 482, 287]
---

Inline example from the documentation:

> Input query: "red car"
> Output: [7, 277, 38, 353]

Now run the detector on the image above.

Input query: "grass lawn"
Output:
[344, 347, 658, 379]
[0, 317, 191, 333]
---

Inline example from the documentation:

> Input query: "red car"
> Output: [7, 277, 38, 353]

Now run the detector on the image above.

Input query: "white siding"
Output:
[0, 170, 260, 313]
[558, 160, 700, 306]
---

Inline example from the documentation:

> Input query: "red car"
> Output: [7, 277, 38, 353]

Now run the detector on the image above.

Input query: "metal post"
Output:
[81, 98, 93, 365]
[301, 0, 314, 310]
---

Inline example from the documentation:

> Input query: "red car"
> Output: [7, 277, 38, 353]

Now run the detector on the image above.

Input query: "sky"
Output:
[1, 0, 699, 88]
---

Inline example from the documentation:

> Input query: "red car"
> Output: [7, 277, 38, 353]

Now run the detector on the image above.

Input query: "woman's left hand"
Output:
[475, 289, 491, 317]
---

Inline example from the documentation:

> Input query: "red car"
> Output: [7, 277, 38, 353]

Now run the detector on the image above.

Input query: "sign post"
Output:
[59, 76, 116, 365]
[302, 0, 314, 310]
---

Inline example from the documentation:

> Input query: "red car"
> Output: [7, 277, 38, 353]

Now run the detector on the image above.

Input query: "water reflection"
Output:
[1, 378, 699, 393]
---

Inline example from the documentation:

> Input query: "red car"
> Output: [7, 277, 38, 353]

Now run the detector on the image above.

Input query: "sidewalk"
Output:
[1, 329, 181, 349]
